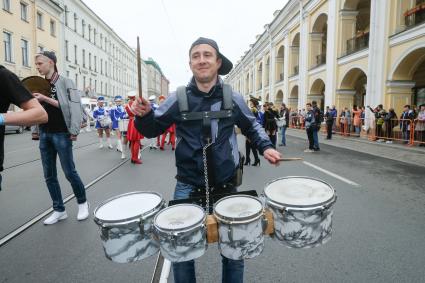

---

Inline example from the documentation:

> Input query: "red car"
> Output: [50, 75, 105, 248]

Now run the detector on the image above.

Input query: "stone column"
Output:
[325, 0, 337, 108]
[309, 33, 324, 68]
[338, 10, 358, 56]
[385, 81, 415, 114]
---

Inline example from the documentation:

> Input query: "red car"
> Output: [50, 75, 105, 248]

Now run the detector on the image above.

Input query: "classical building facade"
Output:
[226, 0, 425, 115]
[145, 57, 167, 99]
[1, 0, 63, 79]
[58, 0, 138, 99]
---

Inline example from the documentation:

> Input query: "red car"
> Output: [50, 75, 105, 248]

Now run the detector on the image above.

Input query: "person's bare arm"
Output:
[4, 98, 48, 126]
[33, 93, 59, 108]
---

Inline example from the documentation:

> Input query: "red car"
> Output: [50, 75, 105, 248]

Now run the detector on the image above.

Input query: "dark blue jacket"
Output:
[135, 78, 273, 187]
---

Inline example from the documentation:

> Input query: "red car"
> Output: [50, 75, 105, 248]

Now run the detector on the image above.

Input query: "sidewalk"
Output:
[286, 128, 425, 167]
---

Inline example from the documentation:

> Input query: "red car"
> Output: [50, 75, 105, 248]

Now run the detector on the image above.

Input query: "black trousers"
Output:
[306, 128, 314, 149]
[245, 140, 259, 162]
[326, 122, 333, 139]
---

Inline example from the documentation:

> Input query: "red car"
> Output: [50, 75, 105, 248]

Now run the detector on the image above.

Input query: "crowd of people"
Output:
[283, 103, 425, 147]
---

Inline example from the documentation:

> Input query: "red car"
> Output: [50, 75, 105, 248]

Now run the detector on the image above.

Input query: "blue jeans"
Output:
[172, 181, 244, 283]
[312, 128, 320, 149]
[280, 126, 287, 145]
[39, 131, 86, 212]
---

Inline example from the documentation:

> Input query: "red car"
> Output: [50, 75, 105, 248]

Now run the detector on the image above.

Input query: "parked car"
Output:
[4, 105, 25, 134]
[5, 124, 24, 134]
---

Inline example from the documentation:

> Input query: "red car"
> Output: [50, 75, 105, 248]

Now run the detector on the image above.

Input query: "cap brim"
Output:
[218, 53, 233, 75]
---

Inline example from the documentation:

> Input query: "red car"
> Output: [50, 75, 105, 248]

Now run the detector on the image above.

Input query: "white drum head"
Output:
[214, 195, 262, 219]
[264, 177, 334, 207]
[155, 204, 205, 230]
[95, 192, 162, 222]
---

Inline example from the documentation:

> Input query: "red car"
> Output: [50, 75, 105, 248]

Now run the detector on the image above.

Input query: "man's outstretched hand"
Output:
[130, 97, 151, 117]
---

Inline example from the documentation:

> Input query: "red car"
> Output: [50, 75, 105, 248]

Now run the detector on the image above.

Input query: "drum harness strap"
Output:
[176, 84, 233, 213]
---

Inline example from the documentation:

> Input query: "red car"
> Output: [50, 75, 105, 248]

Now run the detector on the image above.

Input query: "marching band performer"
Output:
[93, 96, 112, 149]
[125, 93, 143, 164]
[158, 96, 176, 150]
[110, 95, 127, 159]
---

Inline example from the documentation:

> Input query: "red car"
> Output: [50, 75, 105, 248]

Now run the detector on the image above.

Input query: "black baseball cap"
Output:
[36, 51, 58, 71]
[189, 37, 233, 75]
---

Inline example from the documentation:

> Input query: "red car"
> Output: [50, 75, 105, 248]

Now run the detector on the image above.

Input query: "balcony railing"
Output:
[311, 53, 326, 69]
[345, 32, 369, 57]
[404, 3, 425, 29]
[293, 66, 299, 76]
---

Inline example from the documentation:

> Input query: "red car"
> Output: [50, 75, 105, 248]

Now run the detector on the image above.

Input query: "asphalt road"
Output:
[0, 130, 424, 283]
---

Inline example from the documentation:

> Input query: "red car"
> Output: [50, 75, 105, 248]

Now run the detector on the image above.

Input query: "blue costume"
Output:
[93, 106, 110, 129]
[110, 105, 126, 130]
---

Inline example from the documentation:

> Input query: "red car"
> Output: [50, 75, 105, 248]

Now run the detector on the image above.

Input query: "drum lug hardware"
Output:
[101, 226, 110, 239]
[139, 218, 144, 236]
[227, 224, 233, 242]
[261, 215, 268, 232]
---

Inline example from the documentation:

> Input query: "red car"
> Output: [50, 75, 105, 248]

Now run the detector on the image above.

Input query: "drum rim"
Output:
[154, 203, 206, 233]
[93, 191, 164, 225]
[213, 194, 263, 224]
[263, 176, 336, 209]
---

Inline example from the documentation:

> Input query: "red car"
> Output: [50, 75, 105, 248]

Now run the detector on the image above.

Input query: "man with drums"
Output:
[33, 51, 89, 224]
[110, 95, 126, 159]
[93, 96, 113, 149]
[130, 37, 282, 283]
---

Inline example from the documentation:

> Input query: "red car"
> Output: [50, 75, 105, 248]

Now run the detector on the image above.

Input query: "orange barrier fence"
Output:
[288, 116, 425, 147]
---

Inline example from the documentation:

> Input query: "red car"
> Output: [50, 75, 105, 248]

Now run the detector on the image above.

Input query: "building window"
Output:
[66, 71, 69, 78]
[94, 55, 97, 72]
[3, 0, 11, 12]
[93, 28, 96, 45]
[82, 49, 85, 67]
[20, 2, 28, 22]
[50, 20, 56, 36]
[38, 45, 44, 52]
[100, 58, 103, 74]
[89, 52, 91, 70]
[101, 81, 103, 94]
[21, 39, 29, 66]
[64, 5, 68, 26]
[100, 34, 103, 49]
[94, 80, 97, 92]
[83, 76, 86, 89]
[73, 13, 77, 32]
[65, 40, 69, 61]
[37, 12, 43, 29]
[75, 74, 78, 88]
[3, 31, 12, 62]
[74, 45, 77, 64]
[88, 25, 91, 42]
[82, 19, 85, 38]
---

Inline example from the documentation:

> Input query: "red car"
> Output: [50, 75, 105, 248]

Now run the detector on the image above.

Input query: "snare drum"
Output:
[93, 191, 165, 263]
[214, 195, 266, 260]
[99, 116, 112, 128]
[154, 204, 206, 262]
[263, 176, 336, 248]
[118, 119, 129, 132]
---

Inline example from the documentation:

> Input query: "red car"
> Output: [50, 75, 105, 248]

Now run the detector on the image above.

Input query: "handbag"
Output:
[276, 117, 286, 127]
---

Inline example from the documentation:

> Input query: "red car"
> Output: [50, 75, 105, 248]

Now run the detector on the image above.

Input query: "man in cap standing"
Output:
[34, 51, 89, 225]
[130, 37, 281, 283]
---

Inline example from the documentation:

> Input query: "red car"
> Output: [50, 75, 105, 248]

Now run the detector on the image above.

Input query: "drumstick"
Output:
[136, 36, 143, 99]
[278, 157, 303, 161]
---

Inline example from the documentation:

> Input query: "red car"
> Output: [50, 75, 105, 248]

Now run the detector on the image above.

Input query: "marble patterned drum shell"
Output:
[214, 195, 266, 260]
[153, 205, 207, 263]
[264, 177, 337, 249]
[93, 192, 165, 263]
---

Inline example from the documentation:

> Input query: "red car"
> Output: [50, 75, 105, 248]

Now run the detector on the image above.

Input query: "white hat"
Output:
[148, 95, 156, 102]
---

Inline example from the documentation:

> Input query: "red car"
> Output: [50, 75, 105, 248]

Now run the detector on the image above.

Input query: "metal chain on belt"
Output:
[202, 140, 212, 214]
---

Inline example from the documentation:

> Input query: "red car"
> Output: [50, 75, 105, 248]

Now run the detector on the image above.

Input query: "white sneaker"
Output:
[77, 202, 90, 221]
[108, 144, 113, 149]
[121, 152, 126, 159]
[44, 211, 68, 225]
[304, 149, 314, 153]
[386, 140, 393, 144]
[99, 144, 104, 149]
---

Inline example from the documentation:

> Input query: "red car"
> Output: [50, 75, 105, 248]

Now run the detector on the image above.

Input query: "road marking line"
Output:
[303, 161, 360, 187]
[0, 158, 129, 248]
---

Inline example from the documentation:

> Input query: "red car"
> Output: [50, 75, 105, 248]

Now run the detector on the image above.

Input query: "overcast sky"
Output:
[85, 0, 288, 91]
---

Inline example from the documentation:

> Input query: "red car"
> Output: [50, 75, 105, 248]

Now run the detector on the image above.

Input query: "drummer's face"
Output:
[116, 100, 122, 106]
[98, 101, 104, 107]
[35, 56, 53, 75]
